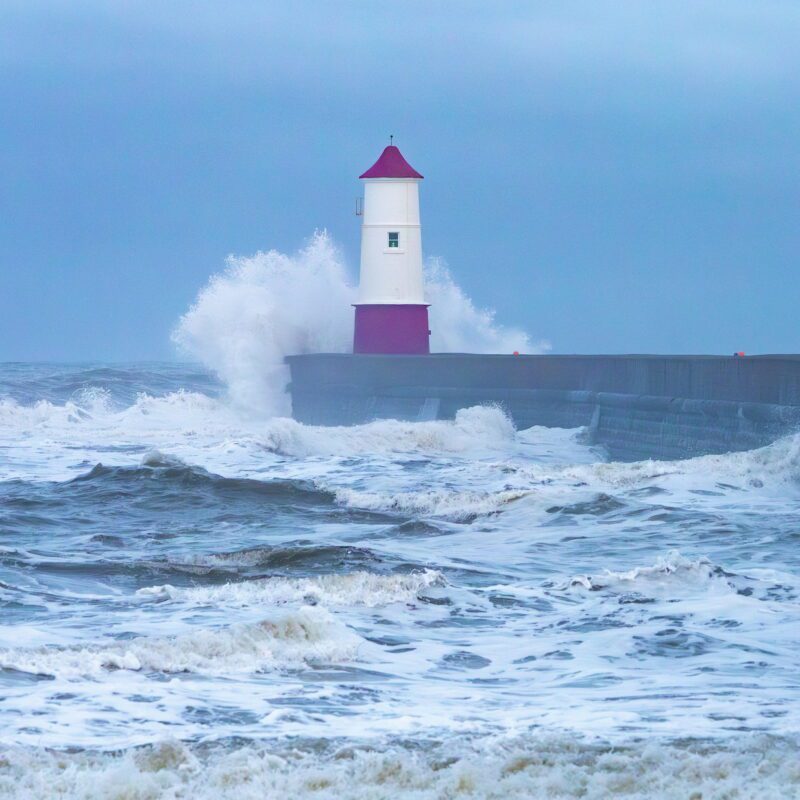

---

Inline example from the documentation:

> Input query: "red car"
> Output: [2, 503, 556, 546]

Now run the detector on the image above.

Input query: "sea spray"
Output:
[173, 232, 355, 416]
[172, 232, 543, 415]
[424, 257, 546, 354]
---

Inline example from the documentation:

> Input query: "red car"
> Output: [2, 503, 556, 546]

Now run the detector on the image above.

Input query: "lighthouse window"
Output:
[387, 232, 399, 248]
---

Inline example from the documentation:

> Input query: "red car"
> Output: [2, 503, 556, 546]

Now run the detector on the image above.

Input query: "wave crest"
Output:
[0, 606, 360, 677]
[137, 569, 444, 608]
[0, 734, 797, 799]
[260, 405, 517, 457]
[566, 550, 730, 596]
[335, 487, 527, 520]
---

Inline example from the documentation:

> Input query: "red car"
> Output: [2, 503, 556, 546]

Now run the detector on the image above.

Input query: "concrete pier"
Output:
[286, 354, 800, 460]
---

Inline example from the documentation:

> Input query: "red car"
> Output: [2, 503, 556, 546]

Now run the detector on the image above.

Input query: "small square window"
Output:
[388, 232, 399, 248]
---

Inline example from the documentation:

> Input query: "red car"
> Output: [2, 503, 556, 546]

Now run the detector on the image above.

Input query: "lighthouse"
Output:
[353, 143, 430, 354]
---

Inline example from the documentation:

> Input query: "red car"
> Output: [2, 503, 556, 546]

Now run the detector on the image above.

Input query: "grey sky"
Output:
[1, 1, 798, 359]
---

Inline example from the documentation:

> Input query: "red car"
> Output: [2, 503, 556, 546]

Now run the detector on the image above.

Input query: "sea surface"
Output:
[1, 362, 799, 798]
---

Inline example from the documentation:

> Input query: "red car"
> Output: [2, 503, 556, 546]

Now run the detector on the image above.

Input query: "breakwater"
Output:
[286, 354, 800, 460]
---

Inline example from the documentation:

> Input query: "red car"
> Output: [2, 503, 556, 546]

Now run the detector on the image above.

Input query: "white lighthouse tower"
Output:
[353, 143, 430, 354]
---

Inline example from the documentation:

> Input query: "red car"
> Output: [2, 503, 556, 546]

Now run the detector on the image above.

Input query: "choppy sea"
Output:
[1, 362, 799, 798]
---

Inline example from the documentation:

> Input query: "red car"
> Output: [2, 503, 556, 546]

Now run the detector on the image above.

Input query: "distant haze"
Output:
[1, 1, 798, 360]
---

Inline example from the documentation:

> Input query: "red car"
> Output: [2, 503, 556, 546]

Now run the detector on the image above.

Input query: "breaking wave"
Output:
[515, 429, 800, 494]
[137, 569, 445, 608]
[0, 392, 115, 429]
[1, 734, 797, 799]
[0, 606, 360, 677]
[0, 390, 516, 461]
[258, 405, 517, 457]
[566, 550, 731, 595]
[334, 487, 528, 520]
[0, 389, 227, 435]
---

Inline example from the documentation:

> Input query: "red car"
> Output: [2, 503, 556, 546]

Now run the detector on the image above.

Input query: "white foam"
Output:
[137, 570, 444, 608]
[1, 735, 797, 800]
[688, 431, 800, 486]
[0, 396, 104, 430]
[567, 550, 725, 594]
[0, 606, 361, 677]
[0, 388, 256, 481]
[334, 486, 528, 519]
[140, 450, 189, 468]
[0, 389, 226, 435]
[498, 430, 800, 504]
[259, 405, 517, 457]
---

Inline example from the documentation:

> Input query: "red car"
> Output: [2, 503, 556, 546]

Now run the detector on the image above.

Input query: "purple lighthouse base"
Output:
[353, 304, 430, 355]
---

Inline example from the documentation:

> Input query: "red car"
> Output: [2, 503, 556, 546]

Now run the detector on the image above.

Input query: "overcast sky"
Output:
[1, 1, 798, 359]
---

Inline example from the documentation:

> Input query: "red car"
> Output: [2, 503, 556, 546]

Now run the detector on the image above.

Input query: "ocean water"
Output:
[1, 362, 799, 798]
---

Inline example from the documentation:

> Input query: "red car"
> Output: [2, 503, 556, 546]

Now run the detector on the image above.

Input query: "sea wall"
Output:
[285, 354, 800, 460]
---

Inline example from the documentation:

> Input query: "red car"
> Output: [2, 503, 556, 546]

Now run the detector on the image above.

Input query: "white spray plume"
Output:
[424, 257, 548, 354]
[173, 232, 354, 415]
[173, 232, 546, 415]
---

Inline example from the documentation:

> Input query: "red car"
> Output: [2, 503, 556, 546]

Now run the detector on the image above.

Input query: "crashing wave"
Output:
[0, 390, 226, 435]
[334, 486, 528, 520]
[0, 733, 797, 799]
[566, 550, 731, 595]
[258, 405, 517, 457]
[137, 570, 445, 608]
[0, 606, 360, 677]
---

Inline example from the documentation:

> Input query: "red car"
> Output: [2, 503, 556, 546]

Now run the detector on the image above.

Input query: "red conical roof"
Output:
[359, 145, 423, 179]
